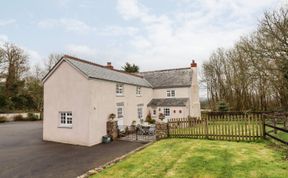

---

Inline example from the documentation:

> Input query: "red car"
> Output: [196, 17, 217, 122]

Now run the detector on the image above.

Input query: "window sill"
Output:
[58, 125, 72, 129]
[136, 95, 142, 97]
[116, 94, 124, 97]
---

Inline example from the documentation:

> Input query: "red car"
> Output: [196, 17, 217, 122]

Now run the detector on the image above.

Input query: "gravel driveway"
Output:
[0, 121, 145, 178]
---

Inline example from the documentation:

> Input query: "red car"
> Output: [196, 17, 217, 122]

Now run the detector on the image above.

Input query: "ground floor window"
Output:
[152, 109, 157, 116]
[117, 106, 124, 118]
[137, 107, 143, 119]
[164, 108, 170, 117]
[59, 112, 72, 127]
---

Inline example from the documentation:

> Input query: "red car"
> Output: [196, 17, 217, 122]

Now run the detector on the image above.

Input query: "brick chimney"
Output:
[191, 60, 197, 68]
[106, 62, 113, 69]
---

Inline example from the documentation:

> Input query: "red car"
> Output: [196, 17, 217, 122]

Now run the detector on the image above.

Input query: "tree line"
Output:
[202, 6, 288, 111]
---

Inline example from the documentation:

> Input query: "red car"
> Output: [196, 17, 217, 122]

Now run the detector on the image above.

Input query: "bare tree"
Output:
[202, 6, 288, 111]
[0, 42, 29, 97]
[44, 53, 63, 72]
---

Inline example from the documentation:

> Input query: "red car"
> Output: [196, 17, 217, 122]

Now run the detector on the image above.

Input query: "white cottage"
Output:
[43, 55, 200, 146]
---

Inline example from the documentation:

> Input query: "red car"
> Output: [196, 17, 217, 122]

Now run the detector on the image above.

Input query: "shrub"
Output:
[218, 100, 229, 112]
[14, 114, 25, 121]
[159, 113, 165, 121]
[0, 116, 7, 123]
[108, 113, 116, 121]
[27, 113, 39, 121]
[131, 120, 136, 126]
[145, 112, 156, 124]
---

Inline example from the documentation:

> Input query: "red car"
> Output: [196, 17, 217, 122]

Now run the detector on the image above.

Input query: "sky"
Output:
[0, 0, 286, 72]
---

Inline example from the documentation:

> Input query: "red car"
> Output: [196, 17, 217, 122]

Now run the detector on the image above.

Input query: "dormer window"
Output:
[167, 90, 175, 97]
[116, 83, 124, 96]
[136, 86, 141, 96]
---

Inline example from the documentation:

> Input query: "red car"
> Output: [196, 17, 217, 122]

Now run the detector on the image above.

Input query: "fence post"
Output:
[273, 118, 277, 134]
[262, 115, 266, 139]
[205, 116, 209, 139]
[136, 127, 138, 141]
[167, 122, 170, 138]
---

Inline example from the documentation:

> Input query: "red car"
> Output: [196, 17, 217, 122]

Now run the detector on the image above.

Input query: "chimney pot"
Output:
[106, 62, 113, 69]
[191, 60, 197, 67]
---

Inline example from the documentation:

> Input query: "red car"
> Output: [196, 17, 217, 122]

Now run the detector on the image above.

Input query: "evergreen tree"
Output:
[122, 62, 139, 73]
[218, 100, 229, 112]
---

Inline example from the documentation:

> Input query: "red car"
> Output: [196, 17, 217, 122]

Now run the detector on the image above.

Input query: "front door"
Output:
[117, 106, 124, 126]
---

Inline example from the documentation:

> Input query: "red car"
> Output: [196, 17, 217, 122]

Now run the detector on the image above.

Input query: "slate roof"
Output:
[147, 98, 189, 107]
[139, 68, 192, 89]
[63, 56, 152, 88]
[43, 55, 193, 89]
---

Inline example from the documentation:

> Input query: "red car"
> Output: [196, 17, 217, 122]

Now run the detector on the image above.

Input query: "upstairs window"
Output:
[167, 90, 175, 97]
[59, 112, 72, 127]
[116, 84, 124, 96]
[136, 86, 142, 96]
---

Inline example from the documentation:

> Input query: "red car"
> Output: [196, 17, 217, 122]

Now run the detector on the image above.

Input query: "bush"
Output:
[27, 113, 39, 121]
[14, 114, 25, 121]
[218, 100, 229, 112]
[159, 113, 165, 121]
[0, 116, 7, 123]
[146, 112, 156, 124]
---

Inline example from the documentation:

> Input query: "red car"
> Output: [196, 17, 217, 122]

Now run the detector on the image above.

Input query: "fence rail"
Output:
[168, 113, 263, 141]
[263, 113, 288, 145]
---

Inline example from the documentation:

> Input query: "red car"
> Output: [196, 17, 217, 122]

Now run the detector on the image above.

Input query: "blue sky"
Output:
[0, 0, 286, 71]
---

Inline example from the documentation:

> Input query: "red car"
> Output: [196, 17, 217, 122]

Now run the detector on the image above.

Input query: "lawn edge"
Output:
[77, 141, 156, 178]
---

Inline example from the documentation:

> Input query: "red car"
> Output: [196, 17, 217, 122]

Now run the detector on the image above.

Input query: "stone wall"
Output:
[155, 122, 169, 140]
[106, 120, 118, 140]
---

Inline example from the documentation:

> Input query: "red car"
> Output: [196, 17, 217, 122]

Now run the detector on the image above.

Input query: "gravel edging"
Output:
[77, 141, 155, 178]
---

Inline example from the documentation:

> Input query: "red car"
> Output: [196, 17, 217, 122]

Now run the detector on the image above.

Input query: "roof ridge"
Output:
[140, 67, 191, 73]
[63, 55, 144, 79]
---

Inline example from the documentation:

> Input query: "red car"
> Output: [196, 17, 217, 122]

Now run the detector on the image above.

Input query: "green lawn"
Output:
[92, 139, 288, 178]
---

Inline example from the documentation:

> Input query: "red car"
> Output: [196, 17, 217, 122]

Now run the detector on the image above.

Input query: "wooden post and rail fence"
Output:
[166, 112, 288, 145]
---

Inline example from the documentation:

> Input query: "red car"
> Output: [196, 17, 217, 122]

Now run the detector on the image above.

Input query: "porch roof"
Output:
[147, 98, 189, 107]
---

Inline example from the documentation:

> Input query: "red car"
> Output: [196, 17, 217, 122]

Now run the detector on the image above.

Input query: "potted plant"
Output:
[159, 113, 165, 121]
[108, 113, 116, 121]
[131, 120, 136, 126]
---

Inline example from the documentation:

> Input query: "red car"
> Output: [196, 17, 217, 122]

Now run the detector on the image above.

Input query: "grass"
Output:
[92, 139, 288, 178]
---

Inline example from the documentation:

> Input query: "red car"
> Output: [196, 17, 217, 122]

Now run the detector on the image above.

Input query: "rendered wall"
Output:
[88, 79, 153, 145]
[43, 61, 91, 146]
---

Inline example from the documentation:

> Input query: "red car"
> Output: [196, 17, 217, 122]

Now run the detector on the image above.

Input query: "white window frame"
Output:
[116, 83, 124, 96]
[136, 86, 142, 96]
[59, 112, 72, 128]
[167, 90, 176, 97]
[117, 106, 124, 119]
[163, 108, 170, 117]
[137, 107, 143, 119]
[152, 109, 157, 116]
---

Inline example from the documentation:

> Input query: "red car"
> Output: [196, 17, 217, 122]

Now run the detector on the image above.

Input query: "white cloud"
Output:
[0, 19, 16, 27]
[24, 48, 44, 67]
[97, 26, 139, 36]
[38, 18, 94, 34]
[116, 0, 285, 70]
[38, 18, 139, 36]
[65, 44, 97, 57]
